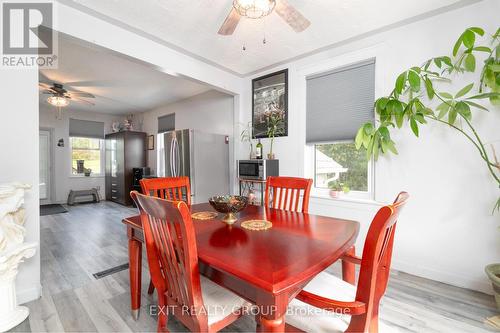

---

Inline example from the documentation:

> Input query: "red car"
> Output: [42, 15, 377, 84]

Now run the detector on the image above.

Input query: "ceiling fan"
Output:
[218, 0, 310, 35]
[39, 82, 96, 107]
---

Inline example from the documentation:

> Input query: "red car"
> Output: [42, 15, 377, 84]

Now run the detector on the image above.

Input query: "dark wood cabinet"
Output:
[105, 131, 146, 205]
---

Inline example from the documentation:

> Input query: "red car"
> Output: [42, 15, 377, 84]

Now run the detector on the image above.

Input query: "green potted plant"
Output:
[328, 180, 346, 198]
[266, 111, 285, 159]
[354, 26, 500, 309]
[84, 168, 92, 177]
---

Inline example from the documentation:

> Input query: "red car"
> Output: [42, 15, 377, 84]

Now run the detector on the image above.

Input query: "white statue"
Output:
[0, 183, 37, 332]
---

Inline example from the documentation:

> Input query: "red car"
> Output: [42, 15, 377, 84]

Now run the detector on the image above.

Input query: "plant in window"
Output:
[266, 110, 285, 159]
[328, 179, 349, 198]
[355, 26, 500, 212]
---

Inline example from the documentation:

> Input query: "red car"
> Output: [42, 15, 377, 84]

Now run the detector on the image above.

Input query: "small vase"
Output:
[267, 153, 275, 160]
[485, 263, 500, 311]
[329, 190, 340, 198]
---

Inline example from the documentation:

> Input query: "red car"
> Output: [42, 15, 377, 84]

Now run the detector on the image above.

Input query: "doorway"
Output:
[39, 129, 53, 204]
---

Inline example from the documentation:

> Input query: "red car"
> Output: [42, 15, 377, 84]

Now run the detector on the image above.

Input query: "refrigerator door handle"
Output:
[176, 137, 181, 177]
[170, 137, 175, 177]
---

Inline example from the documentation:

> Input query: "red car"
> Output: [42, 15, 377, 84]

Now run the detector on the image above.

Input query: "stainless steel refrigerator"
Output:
[162, 129, 229, 204]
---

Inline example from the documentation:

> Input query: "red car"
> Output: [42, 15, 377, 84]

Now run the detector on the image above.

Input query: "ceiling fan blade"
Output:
[218, 7, 240, 35]
[68, 91, 95, 98]
[39, 82, 52, 90]
[275, 0, 310, 33]
[70, 96, 95, 106]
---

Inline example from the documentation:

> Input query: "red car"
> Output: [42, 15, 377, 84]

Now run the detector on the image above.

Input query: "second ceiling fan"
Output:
[218, 0, 310, 35]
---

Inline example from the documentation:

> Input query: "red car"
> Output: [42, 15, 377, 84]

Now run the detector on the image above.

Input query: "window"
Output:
[71, 137, 104, 176]
[314, 142, 370, 192]
[306, 59, 375, 199]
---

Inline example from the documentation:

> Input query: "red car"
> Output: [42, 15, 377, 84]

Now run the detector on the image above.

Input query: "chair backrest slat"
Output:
[140, 177, 191, 205]
[265, 176, 313, 213]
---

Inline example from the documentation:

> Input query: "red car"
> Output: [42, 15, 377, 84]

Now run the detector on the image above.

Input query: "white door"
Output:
[39, 130, 51, 203]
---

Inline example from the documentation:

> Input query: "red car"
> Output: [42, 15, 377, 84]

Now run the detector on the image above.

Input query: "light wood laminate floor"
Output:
[9, 201, 498, 332]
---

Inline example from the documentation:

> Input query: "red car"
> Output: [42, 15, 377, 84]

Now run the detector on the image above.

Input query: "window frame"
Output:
[308, 140, 374, 201]
[70, 136, 105, 177]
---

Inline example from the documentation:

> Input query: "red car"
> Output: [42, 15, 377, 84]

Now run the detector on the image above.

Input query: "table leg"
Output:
[342, 246, 356, 285]
[128, 227, 142, 320]
[256, 293, 287, 333]
[258, 315, 285, 332]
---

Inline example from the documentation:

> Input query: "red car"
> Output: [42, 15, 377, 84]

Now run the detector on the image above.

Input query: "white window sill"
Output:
[69, 175, 105, 179]
[310, 192, 383, 207]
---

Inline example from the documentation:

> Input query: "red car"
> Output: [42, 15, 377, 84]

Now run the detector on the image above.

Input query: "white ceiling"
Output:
[60, 0, 476, 75]
[40, 36, 212, 115]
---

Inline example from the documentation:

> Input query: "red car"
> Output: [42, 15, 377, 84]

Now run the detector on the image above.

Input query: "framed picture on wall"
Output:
[148, 135, 154, 150]
[252, 69, 288, 138]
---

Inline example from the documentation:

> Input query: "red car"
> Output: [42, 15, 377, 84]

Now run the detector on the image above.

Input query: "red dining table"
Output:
[122, 203, 359, 332]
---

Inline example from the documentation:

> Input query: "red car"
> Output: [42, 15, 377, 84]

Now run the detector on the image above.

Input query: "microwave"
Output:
[238, 160, 279, 180]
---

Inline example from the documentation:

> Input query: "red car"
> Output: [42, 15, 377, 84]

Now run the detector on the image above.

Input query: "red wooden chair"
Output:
[287, 192, 409, 333]
[264, 176, 313, 213]
[140, 176, 191, 205]
[130, 191, 249, 333]
[140, 176, 192, 295]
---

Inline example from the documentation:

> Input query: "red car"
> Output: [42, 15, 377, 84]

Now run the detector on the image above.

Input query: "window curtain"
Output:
[69, 118, 105, 139]
[306, 59, 375, 143]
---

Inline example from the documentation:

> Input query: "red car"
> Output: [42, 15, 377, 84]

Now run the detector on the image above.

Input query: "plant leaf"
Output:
[465, 101, 489, 111]
[395, 72, 406, 95]
[410, 117, 419, 137]
[379, 126, 390, 140]
[456, 101, 472, 121]
[464, 53, 476, 72]
[448, 108, 458, 125]
[355, 126, 365, 150]
[473, 46, 491, 53]
[453, 35, 463, 56]
[455, 83, 474, 98]
[386, 140, 398, 155]
[408, 70, 421, 92]
[437, 103, 450, 119]
[467, 92, 500, 99]
[425, 77, 435, 99]
[469, 27, 484, 36]
[439, 92, 453, 99]
[373, 136, 380, 161]
[462, 29, 475, 48]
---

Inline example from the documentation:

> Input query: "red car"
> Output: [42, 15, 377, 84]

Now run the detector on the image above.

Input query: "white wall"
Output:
[141, 89, 234, 176]
[237, 0, 500, 293]
[39, 104, 123, 203]
[0, 68, 41, 304]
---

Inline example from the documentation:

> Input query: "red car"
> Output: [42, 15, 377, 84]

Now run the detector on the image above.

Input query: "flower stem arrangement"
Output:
[355, 26, 500, 212]
[240, 121, 254, 159]
[266, 111, 285, 159]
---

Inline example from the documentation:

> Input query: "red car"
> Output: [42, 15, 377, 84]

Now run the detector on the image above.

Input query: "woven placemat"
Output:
[191, 211, 218, 220]
[241, 220, 272, 231]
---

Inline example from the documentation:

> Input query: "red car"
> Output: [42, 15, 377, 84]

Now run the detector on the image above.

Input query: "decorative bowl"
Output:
[208, 195, 248, 224]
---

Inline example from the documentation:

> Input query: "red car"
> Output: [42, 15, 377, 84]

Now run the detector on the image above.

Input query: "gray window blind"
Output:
[306, 59, 375, 143]
[158, 113, 175, 133]
[69, 118, 104, 139]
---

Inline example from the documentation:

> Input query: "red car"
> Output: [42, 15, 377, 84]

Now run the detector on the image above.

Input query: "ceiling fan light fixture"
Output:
[47, 95, 69, 107]
[233, 0, 276, 19]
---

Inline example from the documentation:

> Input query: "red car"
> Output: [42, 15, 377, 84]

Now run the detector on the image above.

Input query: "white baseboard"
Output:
[17, 284, 42, 305]
[392, 260, 493, 295]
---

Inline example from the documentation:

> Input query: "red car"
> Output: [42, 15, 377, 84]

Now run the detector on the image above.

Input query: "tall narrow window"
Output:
[306, 59, 375, 196]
